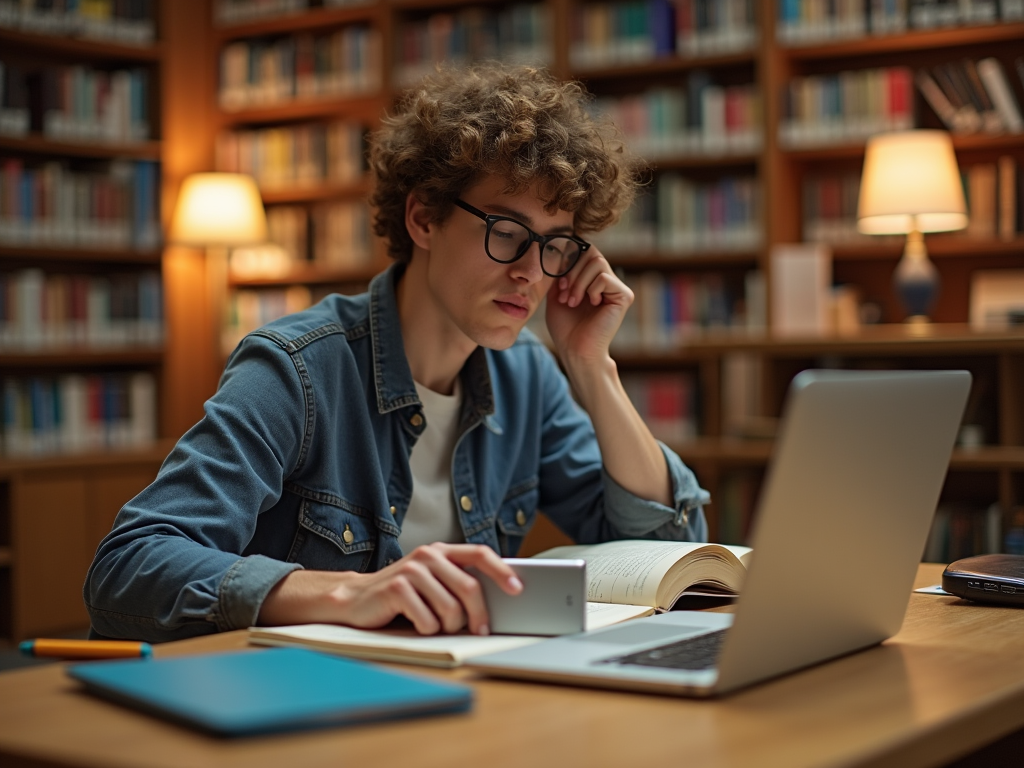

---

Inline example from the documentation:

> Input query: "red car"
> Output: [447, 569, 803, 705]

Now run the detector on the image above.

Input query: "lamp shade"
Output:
[169, 173, 267, 247]
[857, 130, 968, 235]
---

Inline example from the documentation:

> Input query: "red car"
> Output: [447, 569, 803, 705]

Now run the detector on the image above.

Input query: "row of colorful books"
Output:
[253, 200, 371, 268]
[803, 157, 1024, 244]
[0, 0, 155, 45]
[622, 371, 699, 445]
[0, 268, 163, 350]
[592, 79, 761, 159]
[0, 159, 160, 250]
[917, 57, 1024, 135]
[596, 173, 761, 256]
[1, 372, 157, 457]
[0, 62, 150, 143]
[779, 66, 914, 148]
[219, 26, 382, 111]
[570, 0, 756, 69]
[222, 285, 313, 353]
[214, 0, 367, 26]
[394, 4, 551, 87]
[612, 269, 764, 351]
[215, 120, 365, 190]
[778, 0, 1024, 45]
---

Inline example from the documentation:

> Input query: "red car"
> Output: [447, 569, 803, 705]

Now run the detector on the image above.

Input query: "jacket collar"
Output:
[369, 263, 496, 425]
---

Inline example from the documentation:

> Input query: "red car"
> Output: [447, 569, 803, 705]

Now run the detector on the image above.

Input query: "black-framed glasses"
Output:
[454, 199, 591, 278]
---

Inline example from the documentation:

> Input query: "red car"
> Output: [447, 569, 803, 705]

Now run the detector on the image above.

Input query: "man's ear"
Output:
[405, 192, 434, 251]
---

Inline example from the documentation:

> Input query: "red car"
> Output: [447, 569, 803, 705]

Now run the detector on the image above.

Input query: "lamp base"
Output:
[893, 230, 939, 321]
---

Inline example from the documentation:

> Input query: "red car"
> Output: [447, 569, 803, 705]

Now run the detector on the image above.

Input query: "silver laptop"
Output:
[469, 369, 971, 696]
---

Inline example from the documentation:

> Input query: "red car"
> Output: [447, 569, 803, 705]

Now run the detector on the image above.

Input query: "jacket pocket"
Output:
[288, 499, 376, 572]
[496, 483, 540, 557]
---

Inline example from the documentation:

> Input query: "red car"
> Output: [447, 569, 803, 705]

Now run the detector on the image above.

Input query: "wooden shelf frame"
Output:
[0, 245, 164, 265]
[606, 251, 762, 270]
[785, 133, 1024, 161]
[0, 135, 162, 160]
[572, 50, 758, 80]
[0, 26, 163, 61]
[780, 21, 1024, 61]
[229, 262, 385, 288]
[0, 439, 175, 477]
[214, 3, 381, 40]
[259, 179, 371, 205]
[217, 93, 387, 126]
[0, 348, 165, 368]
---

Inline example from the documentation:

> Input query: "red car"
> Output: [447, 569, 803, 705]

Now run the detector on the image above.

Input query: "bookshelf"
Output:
[0, 1, 218, 640]
[193, 0, 1024, 561]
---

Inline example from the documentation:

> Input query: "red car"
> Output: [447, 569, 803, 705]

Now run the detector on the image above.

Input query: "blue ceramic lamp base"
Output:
[893, 230, 939, 322]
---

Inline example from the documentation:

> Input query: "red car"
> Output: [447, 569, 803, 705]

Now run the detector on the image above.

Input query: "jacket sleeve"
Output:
[84, 335, 306, 642]
[532, 343, 709, 545]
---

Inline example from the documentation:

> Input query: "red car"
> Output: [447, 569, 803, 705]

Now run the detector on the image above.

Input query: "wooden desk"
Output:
[2, 564, 1023, 768]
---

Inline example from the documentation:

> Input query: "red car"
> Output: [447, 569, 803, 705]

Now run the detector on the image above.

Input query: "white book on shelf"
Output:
[977, 58, 1024, 134]
[770, 243, 833, 336]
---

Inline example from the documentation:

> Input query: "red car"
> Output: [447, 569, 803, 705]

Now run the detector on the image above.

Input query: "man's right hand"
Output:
[257, 543, 523, 636]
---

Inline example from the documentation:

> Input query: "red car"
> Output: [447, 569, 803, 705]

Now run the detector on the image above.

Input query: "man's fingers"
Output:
[438, 543, 524, 595]
[397, 557, 468, 634]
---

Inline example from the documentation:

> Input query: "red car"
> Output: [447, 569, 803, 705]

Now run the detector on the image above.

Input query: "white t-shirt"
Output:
[397, 378, 466, 553]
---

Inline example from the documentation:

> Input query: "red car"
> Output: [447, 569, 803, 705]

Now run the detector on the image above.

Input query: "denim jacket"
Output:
[85, 264, 709, 642]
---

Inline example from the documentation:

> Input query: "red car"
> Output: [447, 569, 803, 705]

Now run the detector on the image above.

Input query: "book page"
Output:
[537, 541, 733, 607]
[585, 602, 655, 629]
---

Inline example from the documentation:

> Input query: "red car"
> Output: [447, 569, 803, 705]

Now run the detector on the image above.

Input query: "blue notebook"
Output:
[67, 648, 472, 736]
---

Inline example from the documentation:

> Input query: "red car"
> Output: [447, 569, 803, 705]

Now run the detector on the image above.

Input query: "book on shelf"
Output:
[0, 0, 156, 45]
[223, 285, 313, 353]
[777, 0, 1024, 45]
[977, 58, 1024, 134]
[395, 4, 551, 88]
[216, 120, 365, 190]
[219, 24, 381, 111]
[0, 268, 163, 350]
[1, 371, 156, 456]
[592, 78, 762, 159]
[923, 502, 1004, 563]
[613, 268, 762, 351]
[0, 64, 151, 143]
[969, 269, 1024, 330]
[596, 172, 760, 256]
[622, 371, 698, 445]
[919, 56, 1024, 137]
[214, 0, 369, 26]
[770, 243, 832, 336]
[0, 158, 160, 250]
[780, 66, 914, 148]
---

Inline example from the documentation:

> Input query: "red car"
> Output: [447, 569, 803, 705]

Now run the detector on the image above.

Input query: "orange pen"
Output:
[19, 639, 153, 660]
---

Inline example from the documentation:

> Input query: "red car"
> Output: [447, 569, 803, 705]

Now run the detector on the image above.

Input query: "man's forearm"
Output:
[563, 354, 673, 507]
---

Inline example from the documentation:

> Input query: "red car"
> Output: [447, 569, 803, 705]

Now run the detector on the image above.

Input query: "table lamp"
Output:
[856, 130, 968, 322]
[169, 172, 268, 360]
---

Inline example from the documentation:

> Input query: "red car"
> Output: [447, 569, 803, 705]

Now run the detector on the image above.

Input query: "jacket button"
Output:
[515, 509, 527, 526]
[410, 413, 423, 427]
[389, 505, 397, 516]
[460, 496, 473, 512]
[342, 525, 354, 544]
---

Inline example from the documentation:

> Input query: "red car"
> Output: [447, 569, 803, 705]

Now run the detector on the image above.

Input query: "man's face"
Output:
[417, 175, 574, 350]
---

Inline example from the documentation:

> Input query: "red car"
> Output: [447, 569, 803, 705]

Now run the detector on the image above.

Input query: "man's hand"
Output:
[257, 543, 523, 636]
[545, 245, 634, 366]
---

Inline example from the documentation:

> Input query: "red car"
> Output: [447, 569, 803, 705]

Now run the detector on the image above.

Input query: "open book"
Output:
[533, 539, 753, 612]
[248, 602, 654, 668]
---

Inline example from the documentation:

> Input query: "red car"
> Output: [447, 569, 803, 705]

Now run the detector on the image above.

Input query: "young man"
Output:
[85, 64, 708, 643]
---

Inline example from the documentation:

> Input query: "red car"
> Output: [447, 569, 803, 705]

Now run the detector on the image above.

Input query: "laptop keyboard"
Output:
[601, 629, 728, 671]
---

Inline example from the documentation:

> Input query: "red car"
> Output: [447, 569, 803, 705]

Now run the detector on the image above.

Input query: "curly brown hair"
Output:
[368, 63, 645, 262]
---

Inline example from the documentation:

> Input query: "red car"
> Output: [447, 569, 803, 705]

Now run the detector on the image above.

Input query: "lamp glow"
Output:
[169, 173, 267, 247]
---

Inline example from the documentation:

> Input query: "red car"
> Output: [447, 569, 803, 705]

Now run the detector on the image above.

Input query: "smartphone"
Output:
[468, 558, 587, 636]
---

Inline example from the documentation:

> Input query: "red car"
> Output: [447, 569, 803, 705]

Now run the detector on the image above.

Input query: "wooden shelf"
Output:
[218, 93, 386, 126]
[615, 324, 1024, 360]
[607, 251, 761, 270]
[214, 3, 379, 40]
[0, 547, 10, 568]
[0, 439, 175, 477]
[229, 263, 385, 287]
[0, 245, 163, 264]
[669, 437, 1024, 471]
[785, 133, 1024, 161]
[0, 26, 162, 61]
[0, 134, 161, 159]
[572, 50, 757, 80]
[831, 237, 1024, 260]
[0, 348, 164, 368]
[781, 21, 1024, 60]
[260, 179, 370, 205]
